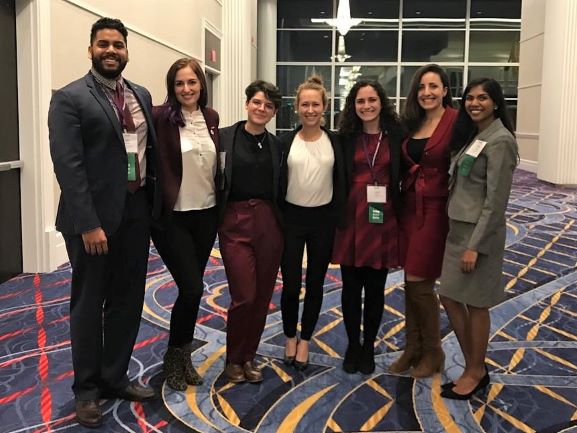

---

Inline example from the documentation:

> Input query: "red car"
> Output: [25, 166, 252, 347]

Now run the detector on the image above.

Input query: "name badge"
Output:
[123, 132, 138, 154]
[367, 185, 387, 204]
[219, 152, 226, 172]
[368, 203, 384, 224]
[465, 139, 487, 158]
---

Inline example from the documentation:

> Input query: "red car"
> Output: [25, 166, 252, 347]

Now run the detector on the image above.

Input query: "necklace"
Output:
[243, 128, 266, 150]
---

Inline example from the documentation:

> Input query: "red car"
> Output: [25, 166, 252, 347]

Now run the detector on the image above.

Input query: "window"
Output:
[275, 0, 521, 133]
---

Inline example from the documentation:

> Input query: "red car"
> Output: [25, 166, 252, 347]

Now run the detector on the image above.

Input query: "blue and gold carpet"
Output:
[1, 169, 577, 433]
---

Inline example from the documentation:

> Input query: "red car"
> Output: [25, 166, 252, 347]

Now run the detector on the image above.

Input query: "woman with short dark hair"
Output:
[218, 80, 284, 383]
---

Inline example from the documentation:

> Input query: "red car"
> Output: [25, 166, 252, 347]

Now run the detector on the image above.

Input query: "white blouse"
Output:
[174, 109, 217, 211]
[286, 131, 334, 207]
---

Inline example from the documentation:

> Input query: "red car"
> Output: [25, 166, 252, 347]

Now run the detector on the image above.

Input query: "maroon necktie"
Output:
[114, 82, 140, 193]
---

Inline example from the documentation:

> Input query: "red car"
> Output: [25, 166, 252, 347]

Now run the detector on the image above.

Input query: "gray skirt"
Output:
[438, 219, 506, 308]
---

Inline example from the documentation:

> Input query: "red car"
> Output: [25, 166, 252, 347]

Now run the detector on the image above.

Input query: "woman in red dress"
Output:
[388, 64, 458, 378]
[333, 81, 403, 374]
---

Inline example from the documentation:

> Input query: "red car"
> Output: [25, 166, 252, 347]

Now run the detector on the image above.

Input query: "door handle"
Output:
[0, 160, 24, 172]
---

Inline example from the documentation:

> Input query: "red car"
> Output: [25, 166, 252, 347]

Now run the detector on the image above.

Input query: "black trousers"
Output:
[64, 189, 150, 401]
[280, 204, 335, 341]
[340, 265, 389, 346]
[151, 206, 218, 347]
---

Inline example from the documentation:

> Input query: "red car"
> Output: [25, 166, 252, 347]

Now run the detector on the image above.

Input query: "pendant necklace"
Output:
[244, 128, 266, 150]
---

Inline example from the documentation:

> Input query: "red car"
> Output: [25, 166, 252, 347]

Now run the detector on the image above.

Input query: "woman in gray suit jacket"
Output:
[438, 78, 518, 400]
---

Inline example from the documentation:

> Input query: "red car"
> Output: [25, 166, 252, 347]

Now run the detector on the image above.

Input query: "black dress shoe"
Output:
[440, 372, 490, 400]
[224, 363, 246, 383]
[75, 399, 102, 428]
[103, 383, 156, 401]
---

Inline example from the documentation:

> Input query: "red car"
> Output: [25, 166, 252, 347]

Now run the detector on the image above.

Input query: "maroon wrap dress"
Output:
[332, 133, 398, 270]
[399, 107, 458, 279]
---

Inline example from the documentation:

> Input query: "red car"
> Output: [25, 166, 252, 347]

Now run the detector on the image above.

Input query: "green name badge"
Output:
[458, 154, 475, 177]
[368, 203, 384, 224]
[127, 152, 137, 181]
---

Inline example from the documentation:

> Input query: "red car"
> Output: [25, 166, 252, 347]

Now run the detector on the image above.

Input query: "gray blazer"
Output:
[447, 118, 518, 254]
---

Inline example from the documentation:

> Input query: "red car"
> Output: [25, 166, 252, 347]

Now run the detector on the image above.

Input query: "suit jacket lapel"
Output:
[268, 130, 280, 201]
[85, 74, 123, 143]
[424, 106, 456, 153]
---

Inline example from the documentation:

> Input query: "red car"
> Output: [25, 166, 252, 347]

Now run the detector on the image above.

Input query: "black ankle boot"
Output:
[343, 343, 361, 374]
[182, 344, 203, 385]
[163, 346, 187, 391]
[358, 343, 375, 374]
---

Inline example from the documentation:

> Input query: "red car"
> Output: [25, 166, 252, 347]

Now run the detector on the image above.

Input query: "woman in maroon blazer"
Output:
[151, 58, 220, 390]
[389, 64, 458, 378]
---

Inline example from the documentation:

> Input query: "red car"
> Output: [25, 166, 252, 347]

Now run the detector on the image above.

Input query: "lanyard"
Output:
[362, 131, 383, 185]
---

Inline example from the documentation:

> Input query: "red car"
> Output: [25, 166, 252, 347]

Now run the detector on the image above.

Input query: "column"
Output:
[257, 0, 278, 131]
[537, 0, 577, 185]
[221, 0, 255, 126]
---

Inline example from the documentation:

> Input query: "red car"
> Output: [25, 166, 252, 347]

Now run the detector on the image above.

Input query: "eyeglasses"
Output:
[249, 98, 276, 111]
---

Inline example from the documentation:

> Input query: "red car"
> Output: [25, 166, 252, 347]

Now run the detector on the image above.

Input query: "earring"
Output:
[494, 106, 498, 110]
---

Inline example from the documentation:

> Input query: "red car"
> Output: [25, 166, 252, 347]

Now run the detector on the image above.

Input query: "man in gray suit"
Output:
[49, 17, 160, 428]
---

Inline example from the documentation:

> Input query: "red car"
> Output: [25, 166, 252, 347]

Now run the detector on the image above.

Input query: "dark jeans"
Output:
[340, 265, 389, 346]
[280, 204, 335, 341]
[151, 206, 218, 347]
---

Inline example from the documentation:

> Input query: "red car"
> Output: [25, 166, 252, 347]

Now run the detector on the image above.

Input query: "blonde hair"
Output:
[296, 75, 328, 108]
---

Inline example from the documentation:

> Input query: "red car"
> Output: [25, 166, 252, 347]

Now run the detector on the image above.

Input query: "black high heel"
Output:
[441, 381, 455, 390]
[293, 340, 309, 371]
[283, 339, 297, 366]
[440, 372, 490, 400]
[441, 365, 488, 391]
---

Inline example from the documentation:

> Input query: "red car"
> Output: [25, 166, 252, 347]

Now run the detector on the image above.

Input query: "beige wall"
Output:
[50, 0, 222, 105]
[517, 0, 546, 171]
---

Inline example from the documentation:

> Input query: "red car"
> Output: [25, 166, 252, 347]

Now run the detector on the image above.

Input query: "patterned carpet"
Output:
[1, 169, 577, 433]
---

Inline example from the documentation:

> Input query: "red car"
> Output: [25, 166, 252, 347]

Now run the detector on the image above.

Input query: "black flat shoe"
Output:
[440, 372, 490, 400]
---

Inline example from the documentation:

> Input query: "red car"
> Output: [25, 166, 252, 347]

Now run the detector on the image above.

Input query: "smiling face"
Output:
[88, 28, 128, 79]
[417, 71, 447, 112]
[297, 89, 325, 129]
[174, 66, 201, 111]
[465, 84, 497, 131]
[245, 91, 277, 129]
[354, 85, 382, 129]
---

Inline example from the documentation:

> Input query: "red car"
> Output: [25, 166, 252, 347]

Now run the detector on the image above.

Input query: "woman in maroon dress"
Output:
[333, 81, 403, 374]
[388, 64, 458, 378]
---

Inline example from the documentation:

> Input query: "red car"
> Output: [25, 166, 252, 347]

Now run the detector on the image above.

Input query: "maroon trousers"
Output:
[219, 199, 283, 364]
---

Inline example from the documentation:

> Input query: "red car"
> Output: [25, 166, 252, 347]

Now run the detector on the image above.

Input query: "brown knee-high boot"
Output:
[388, 281, 422, 374]
[411, 279, 444, 378]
